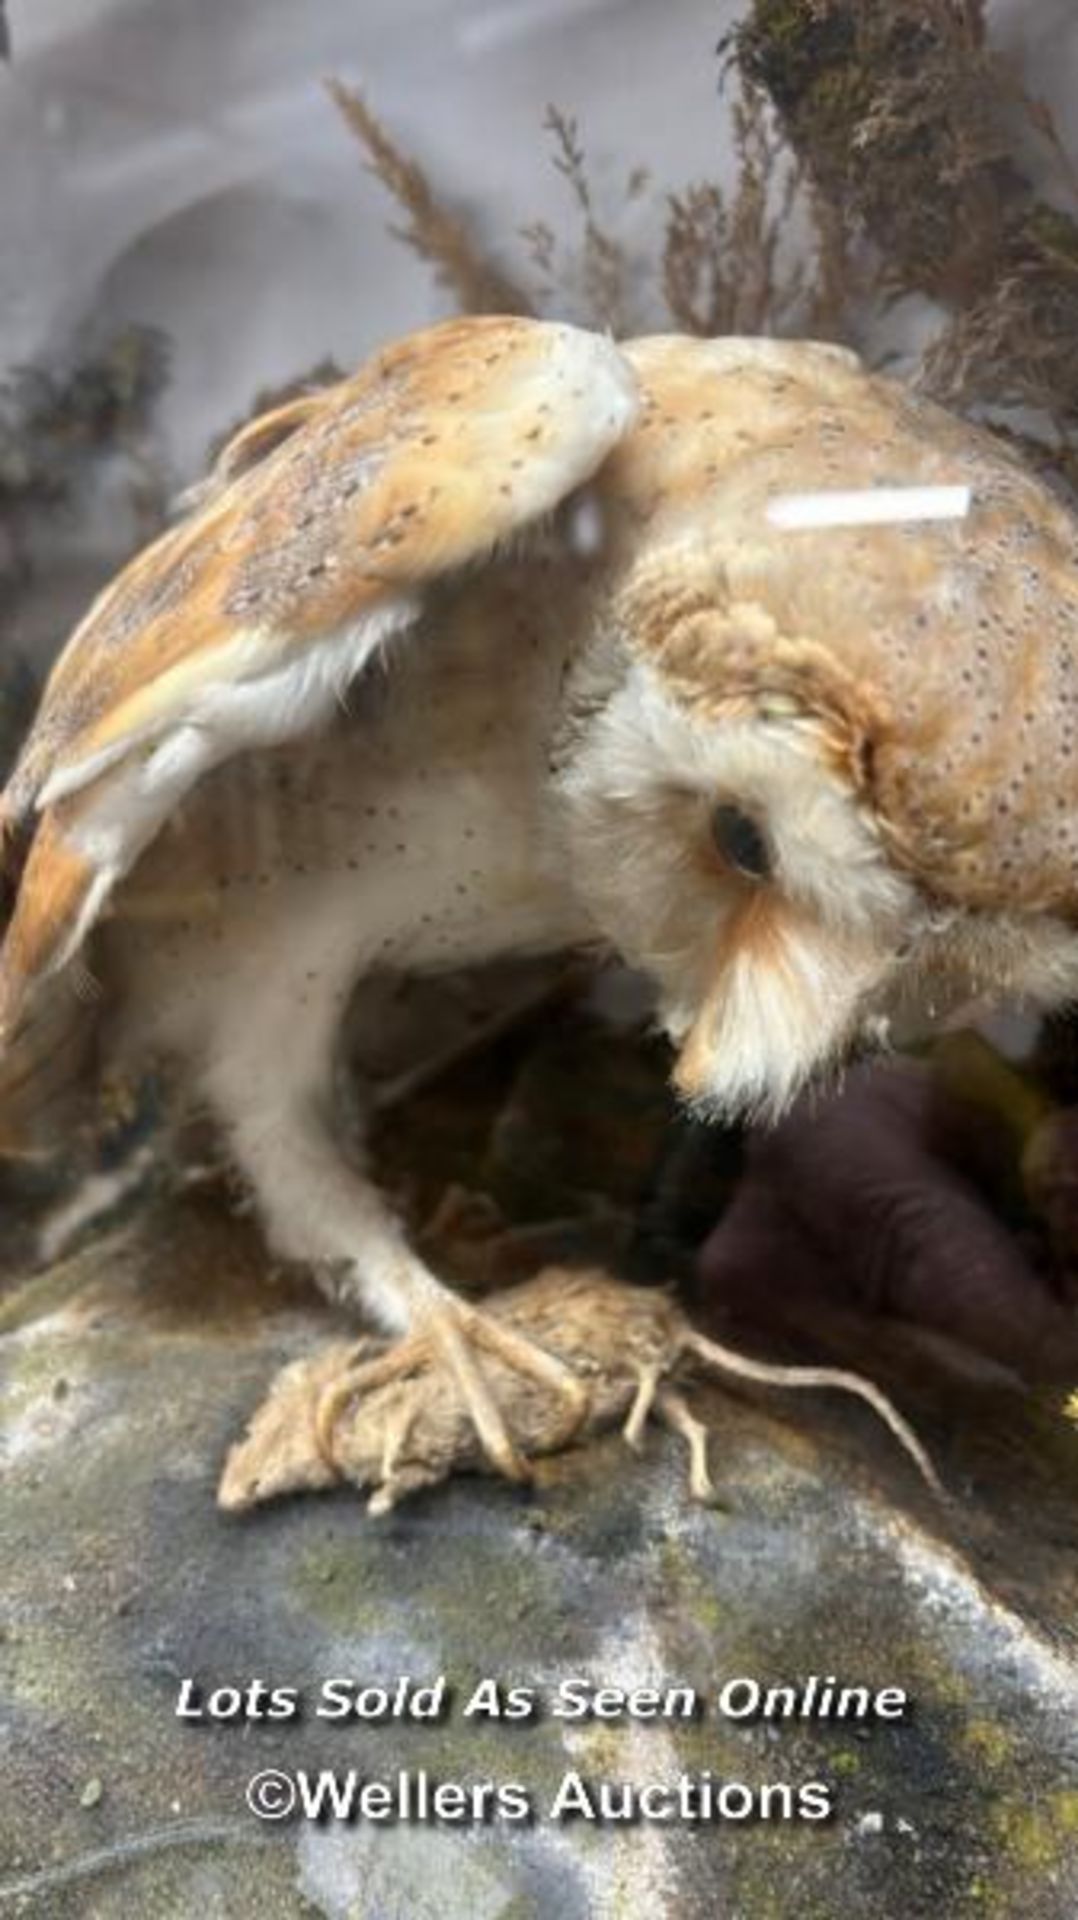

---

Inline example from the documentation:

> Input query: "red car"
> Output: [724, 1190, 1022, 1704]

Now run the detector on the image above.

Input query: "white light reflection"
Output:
[766, 485, 972, 531]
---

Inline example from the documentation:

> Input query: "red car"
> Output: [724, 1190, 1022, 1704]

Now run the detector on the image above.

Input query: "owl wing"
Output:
[0, 315, 638, 1028]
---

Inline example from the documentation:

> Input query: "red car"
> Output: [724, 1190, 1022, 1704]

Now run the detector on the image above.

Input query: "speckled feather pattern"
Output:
[7, 316, 635, 803]
[2, 316, 1078, 1147]
[613, 337, 1078, 912]
[100, 570, 596, 1073]
[2, 317, 1078, 1489]
[0, 316, 637, 1025]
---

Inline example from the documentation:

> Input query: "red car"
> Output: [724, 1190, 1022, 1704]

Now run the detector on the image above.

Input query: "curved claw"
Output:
[427, 1303, 532, 1484]
[312, 1337, 427, 1465]
[463, 1302, 591, 1451]
[312, 1291, 592, 1491]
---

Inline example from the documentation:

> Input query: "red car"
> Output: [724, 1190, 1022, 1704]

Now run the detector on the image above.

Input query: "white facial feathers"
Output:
[559, 661, 916, 1119]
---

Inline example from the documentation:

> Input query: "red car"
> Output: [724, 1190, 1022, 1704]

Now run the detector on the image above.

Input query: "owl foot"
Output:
[313, 1288, 590, 1488]
[217, 1267, 943, 1515]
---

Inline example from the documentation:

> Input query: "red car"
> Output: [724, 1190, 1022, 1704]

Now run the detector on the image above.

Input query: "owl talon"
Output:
[419, 1290, 594, 1478]
[315, 1290, 588, 1488]
[367, 1461, 442, 1517]
[379, 1391, 421, 1484]
[221, 1268, 942, 1515]
[313, 1335, 427, 1464]
[455, 1298, 591, 1449]
[423, 1297, 533, 1484]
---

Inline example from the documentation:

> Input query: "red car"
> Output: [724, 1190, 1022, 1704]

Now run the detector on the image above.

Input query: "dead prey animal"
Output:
[219, 1267, 942, 1515]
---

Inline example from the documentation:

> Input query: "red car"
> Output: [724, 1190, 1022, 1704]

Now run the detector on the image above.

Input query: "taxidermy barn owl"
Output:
[1, 315, 1077, 1500]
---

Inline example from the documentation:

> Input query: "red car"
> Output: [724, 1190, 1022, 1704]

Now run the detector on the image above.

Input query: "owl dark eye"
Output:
[710, 803, 771, 881]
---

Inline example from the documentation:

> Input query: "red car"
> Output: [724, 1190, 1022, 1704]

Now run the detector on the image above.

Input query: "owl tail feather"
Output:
[0, 971, 101, 1163]
[0, 801, 102, 1163]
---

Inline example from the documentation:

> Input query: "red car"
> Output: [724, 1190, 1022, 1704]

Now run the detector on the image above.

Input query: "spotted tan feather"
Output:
[0, 315, 638, 1030]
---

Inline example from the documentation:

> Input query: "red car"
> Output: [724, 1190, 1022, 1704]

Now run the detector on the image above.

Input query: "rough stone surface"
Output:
[2, 1190, 1077, 1919]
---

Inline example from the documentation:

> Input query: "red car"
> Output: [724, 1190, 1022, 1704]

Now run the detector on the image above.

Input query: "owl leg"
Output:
[205, 1048, 588, 1485]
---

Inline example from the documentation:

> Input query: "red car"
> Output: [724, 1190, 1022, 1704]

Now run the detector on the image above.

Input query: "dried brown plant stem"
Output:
[326, 79, 535, 317]
[662, 84, 837, 338]
[326, 67, 845, 347]
[542, 106, 632, 335]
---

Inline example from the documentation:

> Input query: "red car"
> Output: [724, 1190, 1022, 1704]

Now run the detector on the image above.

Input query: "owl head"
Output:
[558, 336, 1078, 1121]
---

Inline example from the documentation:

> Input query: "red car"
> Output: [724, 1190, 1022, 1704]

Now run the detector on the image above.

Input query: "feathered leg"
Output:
[203, 1015, 587, 1485]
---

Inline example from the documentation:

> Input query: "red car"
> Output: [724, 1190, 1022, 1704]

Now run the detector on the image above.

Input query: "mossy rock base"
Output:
[1, 1194, 1077, 1918]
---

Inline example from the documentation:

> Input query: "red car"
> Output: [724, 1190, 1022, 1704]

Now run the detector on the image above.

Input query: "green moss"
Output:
[657, 1537, 727, 1637]
[962, 1719, 1016, 1770]
[287, 1538, 390, 1635]
[1021, 203, 1078, 271]
[570, 1723, 632, 1778]
[733, 0, 857, 118]
[804, 59, 876, 141]
[993, 1790, 1078, 1874]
